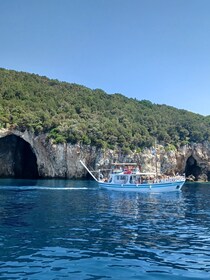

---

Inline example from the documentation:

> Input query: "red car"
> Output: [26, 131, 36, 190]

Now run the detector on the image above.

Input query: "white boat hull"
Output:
[98, 180, 185, 192]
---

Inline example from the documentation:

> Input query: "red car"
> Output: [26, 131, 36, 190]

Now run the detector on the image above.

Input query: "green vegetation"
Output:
[1, 68, 210, 151]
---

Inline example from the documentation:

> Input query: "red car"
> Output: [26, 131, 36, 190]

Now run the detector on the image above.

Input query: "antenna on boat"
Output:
[154, 138, 158, 178]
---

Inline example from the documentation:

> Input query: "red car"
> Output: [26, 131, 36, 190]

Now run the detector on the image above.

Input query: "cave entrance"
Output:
[185, 155, 201, 181]
[0, 135, 39, 179]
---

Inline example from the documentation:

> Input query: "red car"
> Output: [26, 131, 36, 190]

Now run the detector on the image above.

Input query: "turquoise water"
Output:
[0, 180, 210, 279]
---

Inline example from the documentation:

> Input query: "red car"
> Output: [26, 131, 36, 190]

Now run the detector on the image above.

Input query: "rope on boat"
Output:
[80, 160, 99, 182]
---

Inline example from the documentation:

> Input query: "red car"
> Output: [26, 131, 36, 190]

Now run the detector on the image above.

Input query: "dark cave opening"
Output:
[0, 135, 39, 179]
[185, 155, 201, 181]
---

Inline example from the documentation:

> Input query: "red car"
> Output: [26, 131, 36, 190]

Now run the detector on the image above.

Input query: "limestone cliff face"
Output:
[0, 129, 99, 178]
[0, 128, 210, 180]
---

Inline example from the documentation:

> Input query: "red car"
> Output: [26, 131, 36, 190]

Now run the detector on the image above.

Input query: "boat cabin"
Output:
[109, 174, 142, 184]
[107, 163, 156, 185]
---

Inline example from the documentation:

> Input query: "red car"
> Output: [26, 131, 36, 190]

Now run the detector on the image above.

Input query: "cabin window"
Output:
[130, 175, 141, 184]
[130, 176, 135, 183]
[114, 175, 128, 184]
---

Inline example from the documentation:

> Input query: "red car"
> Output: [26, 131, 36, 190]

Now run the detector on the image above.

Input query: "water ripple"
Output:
[0, 181, 210, 279]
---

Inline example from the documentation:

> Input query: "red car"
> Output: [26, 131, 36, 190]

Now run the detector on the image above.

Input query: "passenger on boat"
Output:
[124, 170, 132, 174]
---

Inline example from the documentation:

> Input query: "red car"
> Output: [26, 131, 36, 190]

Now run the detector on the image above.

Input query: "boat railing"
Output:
[154, 176, 185, 183]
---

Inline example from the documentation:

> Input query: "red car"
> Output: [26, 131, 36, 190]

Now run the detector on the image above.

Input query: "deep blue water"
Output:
[0, 180, 210, 280]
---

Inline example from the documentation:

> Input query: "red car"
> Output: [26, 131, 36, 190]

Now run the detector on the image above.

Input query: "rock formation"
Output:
[0, 128, 210, 181]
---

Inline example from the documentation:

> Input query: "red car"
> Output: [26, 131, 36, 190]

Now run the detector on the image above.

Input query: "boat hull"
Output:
[98, 180, 185, 192]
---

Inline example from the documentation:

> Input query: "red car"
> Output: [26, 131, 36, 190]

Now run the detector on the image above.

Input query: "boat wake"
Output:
[0, 186, 91, 190]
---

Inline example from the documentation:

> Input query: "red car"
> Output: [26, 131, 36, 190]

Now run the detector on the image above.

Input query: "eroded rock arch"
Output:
[0, 134, 39, 179]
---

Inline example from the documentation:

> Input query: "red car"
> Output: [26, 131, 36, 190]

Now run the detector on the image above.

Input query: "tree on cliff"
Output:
[0, 67, 210, 152]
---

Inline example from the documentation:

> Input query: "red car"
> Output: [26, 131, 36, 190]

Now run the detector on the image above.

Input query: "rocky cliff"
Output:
[0, 128, 210, 181]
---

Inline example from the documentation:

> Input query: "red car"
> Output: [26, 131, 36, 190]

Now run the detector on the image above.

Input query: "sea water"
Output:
[0, 180, 210, 280]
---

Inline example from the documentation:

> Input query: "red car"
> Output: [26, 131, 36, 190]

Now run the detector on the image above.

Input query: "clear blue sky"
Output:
[0, 0, 210, 116]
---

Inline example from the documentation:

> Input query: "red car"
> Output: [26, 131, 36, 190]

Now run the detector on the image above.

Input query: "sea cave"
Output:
[0, 135, 39, 179]
[185, 155, 201, 181]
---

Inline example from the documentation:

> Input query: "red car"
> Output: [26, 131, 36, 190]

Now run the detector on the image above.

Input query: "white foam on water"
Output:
[0, 186, 90, 190]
